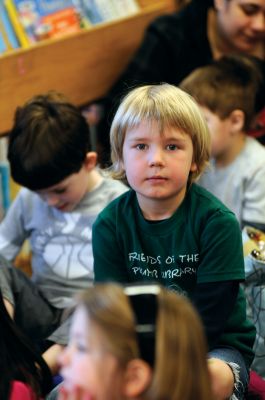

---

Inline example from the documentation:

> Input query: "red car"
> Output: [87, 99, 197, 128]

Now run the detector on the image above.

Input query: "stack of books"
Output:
[0, 0, 140, 54]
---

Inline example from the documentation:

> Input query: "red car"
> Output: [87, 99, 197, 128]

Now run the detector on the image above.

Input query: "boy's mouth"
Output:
[147, 176, 167, 181]
[56, 203, 69, 211]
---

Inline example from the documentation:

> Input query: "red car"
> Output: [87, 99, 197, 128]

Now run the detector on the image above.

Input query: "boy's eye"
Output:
[54, 188, 66, 194]
[136, 144, 147, 150]
[166, 144, 178, 151]
[241, 5, 259, 15]
[76, 343, 89, 353]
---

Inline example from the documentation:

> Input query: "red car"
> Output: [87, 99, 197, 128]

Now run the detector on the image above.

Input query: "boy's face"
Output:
[215, 0, 265, 55]
[200, 106, 234, 161]
[59, 305, 122, 400]
[122, 120, 197, 218]
[36, 164, 91, 212]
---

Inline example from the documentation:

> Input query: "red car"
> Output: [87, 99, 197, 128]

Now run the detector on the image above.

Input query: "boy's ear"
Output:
[84, 152, 98, 171]
[229, 110, 245, 134]
[190, 161, 197, 172]
[213, 0, 225, 11]
[122, 359, 152, 398]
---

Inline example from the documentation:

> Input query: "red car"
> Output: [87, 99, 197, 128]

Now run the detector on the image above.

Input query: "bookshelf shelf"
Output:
[0, 0, 176, 135]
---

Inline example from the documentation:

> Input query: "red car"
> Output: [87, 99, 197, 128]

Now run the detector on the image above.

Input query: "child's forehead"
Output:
[35, 175, 71, 194]
[125, 119, 189, 137]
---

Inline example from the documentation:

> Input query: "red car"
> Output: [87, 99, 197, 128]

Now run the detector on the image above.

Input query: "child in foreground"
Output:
[0, 91, 127, 372]
[92, 84, 256, 399]
[57, 283, 213, 400]
[180, 54, 265, 231]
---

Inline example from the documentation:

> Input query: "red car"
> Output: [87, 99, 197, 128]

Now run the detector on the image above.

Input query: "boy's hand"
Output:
[208, 358, 235, 400]
[58, 384, 93, 400]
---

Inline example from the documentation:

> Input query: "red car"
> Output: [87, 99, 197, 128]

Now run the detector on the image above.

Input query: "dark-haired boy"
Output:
[0, 91, 127, 372]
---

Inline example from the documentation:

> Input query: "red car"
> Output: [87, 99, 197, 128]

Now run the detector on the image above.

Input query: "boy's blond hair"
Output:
[109, 83, 210, 183]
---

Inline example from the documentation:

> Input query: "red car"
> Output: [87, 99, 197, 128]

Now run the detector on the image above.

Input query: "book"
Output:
[73, 0, 104, 25]
[0, 137, 10, 214]
[4, 0, 30, 48]
[0, 1, 20, 50]
[109, 0, 139, 19]
[93, 0, 120, 22]
[39, 7, 81, 39]
[4, 0, 31, 47]
[0, 30, 7, 54]
[11, 0, 81, 43]
[113, 0, 139, 17]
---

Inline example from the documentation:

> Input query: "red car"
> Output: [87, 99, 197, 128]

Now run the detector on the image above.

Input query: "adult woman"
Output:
[89, 0, 265, 165]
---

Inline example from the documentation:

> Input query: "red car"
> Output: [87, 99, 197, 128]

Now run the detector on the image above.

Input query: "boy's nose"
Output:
[251, 12, 265, 32]
[46, 194, 60, 206]
[148, 148, 164, 166]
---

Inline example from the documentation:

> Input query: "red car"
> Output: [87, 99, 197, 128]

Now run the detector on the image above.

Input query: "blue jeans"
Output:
[209, 347, 249, 400]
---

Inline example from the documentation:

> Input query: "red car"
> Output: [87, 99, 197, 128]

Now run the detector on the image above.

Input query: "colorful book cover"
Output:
[113, 0, 139, 16]
[41, 7, 81, 39]
[93, 0, 120, 22]
[73, 0, 104, 25]
[0, 138, 10, 214]
[0, 30, 7, 54]
[0, 2, 20, 49]
[12, 0, 81, 42]
[4, 0, 31, 47]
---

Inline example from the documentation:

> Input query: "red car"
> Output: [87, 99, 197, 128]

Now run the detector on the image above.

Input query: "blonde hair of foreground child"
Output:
[109, 83, 210, 184]
[59, 283, 213, 400]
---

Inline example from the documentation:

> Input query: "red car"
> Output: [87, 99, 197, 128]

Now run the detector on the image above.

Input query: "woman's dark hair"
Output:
[0, 292, 53, 398]
[8, 91, 92, 190]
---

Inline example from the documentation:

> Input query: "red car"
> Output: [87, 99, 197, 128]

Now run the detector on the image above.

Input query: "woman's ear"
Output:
[122, 359, 152, 398]
[84, 151, 98, 171]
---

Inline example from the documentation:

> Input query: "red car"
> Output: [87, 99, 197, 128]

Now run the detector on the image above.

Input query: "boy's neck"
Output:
[86, 168, 103, 192]
[215, 134, 246, 168]
[137, 187, 187, 221]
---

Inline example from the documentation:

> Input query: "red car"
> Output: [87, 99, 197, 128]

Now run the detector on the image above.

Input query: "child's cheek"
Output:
[73, 362, 94, 391]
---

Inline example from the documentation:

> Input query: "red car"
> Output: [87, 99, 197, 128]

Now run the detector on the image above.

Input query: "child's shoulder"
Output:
[99, 177, 128, 195]
[13, 187, 40, 205]
[95, 177, 128, 204]
[96, 188, 133, 218]
[189, 184, 237, 220]
[243, 136, 265, 164]
[190, 182, 225, 203]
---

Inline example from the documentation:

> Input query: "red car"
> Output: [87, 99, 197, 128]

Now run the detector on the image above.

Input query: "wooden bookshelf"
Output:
[0, 0, 177, 135]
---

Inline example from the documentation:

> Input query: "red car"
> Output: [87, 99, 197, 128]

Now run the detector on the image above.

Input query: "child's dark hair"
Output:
[8, 91, 92, 190]
[180, 54, 264, 131]
[0, 290, 53, 399]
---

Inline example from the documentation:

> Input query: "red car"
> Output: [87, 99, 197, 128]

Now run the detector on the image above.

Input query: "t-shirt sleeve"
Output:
[92, 213, 129, 283]
[0, 190, 28, 261]
[242, 163, 265, 229]
[192, 281, 239, 349]
[197, 210, 245, 283]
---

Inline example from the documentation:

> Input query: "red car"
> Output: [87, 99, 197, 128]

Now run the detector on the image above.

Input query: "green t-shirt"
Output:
[93, 184, 255, 367]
